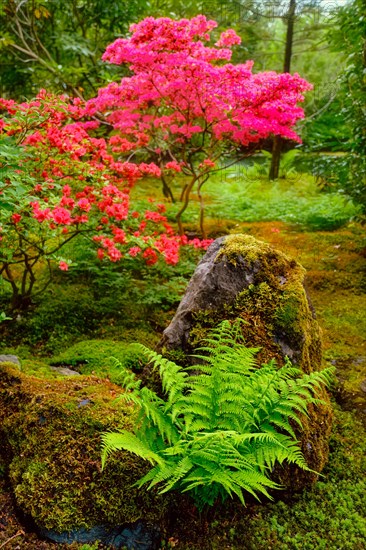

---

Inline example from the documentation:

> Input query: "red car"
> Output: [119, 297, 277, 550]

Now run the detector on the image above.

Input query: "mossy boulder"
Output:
[0, 361, 171, 542]
[161, 234, 333, 490]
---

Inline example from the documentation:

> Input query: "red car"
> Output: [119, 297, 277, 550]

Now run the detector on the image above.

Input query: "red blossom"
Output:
[59, 261, 69, 271]
[142, 247, 158, 266]
[11, 213, 22, 224]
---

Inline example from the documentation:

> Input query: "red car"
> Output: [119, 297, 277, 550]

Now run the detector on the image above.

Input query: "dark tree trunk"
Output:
[10, 292, 32, 312]
[269, 135, 282, 180]
[269, 0, 296, 180]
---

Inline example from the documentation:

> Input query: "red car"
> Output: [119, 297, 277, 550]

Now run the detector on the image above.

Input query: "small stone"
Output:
[49, 366, 80, 376]
[0, 355, 21, 366]
[78, 398, 91, 407]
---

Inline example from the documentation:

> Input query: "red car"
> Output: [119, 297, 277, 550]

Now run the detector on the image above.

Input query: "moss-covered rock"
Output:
[160, 234, 333, 491]
[0, 361, 171, 536]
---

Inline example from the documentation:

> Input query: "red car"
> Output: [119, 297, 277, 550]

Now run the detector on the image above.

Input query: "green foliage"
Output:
[232, 407, 366, 550]
[50, 339, 147, 380]
[16, 285, 102, 353]
[207, 169, 360, 230]
[0, 0, 148, 98]
[102, 320, 334, 510]
[0, 135, 33, 212]
[0, 311, 11, 323]
[309, 0, 366, 217]
[63, 235, 198, 322]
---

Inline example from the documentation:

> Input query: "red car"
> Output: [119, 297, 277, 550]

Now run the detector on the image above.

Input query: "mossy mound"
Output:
[50, 339, 147, 380]
[161, 234, 333, 491]
[0, 361, 171, 535]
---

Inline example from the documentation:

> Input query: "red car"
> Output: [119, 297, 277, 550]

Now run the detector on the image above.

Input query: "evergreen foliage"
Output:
[103, 319, 334, 509]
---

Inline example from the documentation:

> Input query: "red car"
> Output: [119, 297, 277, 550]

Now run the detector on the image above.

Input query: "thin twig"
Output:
[0, 530, 25, 548]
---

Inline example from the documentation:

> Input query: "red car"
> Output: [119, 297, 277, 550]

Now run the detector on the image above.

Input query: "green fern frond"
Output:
[159, 456, 194, 493]
[110, 357, 142, 393]
[135, 462, 177, 490]
[101, 431, 163, 469]
[103, 319, 335, 510]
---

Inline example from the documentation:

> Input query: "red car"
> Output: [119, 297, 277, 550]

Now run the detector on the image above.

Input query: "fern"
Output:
[102, 319, 335, 510]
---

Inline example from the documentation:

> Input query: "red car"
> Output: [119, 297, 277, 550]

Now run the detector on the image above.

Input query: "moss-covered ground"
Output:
[0, 176, 365, 548]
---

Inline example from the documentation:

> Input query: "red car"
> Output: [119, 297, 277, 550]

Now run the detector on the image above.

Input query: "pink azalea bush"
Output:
[0, 15, 311, 308]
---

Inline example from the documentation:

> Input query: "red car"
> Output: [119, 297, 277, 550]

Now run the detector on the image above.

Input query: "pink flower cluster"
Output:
[88, 14, 311, 171]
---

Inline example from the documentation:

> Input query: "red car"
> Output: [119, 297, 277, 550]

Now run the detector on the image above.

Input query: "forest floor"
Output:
[0, 219, 365, 549]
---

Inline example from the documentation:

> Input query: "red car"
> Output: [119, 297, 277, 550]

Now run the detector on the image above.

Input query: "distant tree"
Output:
[323, 0, 366, 215]
[0, 0, 147, 99]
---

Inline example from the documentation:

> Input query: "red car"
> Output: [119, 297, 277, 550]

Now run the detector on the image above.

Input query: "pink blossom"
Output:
[145, 210, 167, 223]
[33, 206, 51, 222]
[215, 29, 241, 47]
[59, 261, 69, 271]
[129, 246, 141, 257]
[77, 198, 91, 212]
[108, 246, 122, 262]
[62, 185, 72, 196]
[52, 207, 72, 225]
[165, 160, 181, 172]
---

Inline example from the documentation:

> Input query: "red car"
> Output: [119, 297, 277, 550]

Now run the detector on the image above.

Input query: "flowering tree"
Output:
[0, 15, 312, 309]
[0, 93, 207, 310]
[87, 15, 312, 236]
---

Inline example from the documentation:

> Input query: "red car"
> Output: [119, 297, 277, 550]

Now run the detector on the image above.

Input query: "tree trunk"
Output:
[269, 0, 296, 180]
[269, 135, 282, 180]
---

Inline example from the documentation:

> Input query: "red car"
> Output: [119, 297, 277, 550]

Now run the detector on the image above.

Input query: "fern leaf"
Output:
[159, 456, 194, 493]
[101, 431, 163, 469]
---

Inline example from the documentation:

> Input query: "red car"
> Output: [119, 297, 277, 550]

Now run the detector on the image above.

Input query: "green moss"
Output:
[216, 234, 273, 266]
[0, 362, 172, 533]
[21, 358, 64, 379]
[196, 234, 321, 373]
[50, 339, 147, 381]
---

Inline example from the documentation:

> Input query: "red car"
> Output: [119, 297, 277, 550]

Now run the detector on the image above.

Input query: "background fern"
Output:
[101, 320, 334, 510]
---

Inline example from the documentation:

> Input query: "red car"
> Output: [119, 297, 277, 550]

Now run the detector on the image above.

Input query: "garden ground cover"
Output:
[0, 176, 365, 549]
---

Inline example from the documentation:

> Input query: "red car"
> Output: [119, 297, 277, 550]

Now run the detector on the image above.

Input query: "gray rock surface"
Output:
[159, 234, 333, 490]
[0, 355, 20, 366]
[49, 366, 80, 376]
[162, 236, 257, 350]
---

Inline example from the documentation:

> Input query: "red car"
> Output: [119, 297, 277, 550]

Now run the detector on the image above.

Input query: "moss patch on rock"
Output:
[0, 361, 171, 534]
[187, 234, 321, 372]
